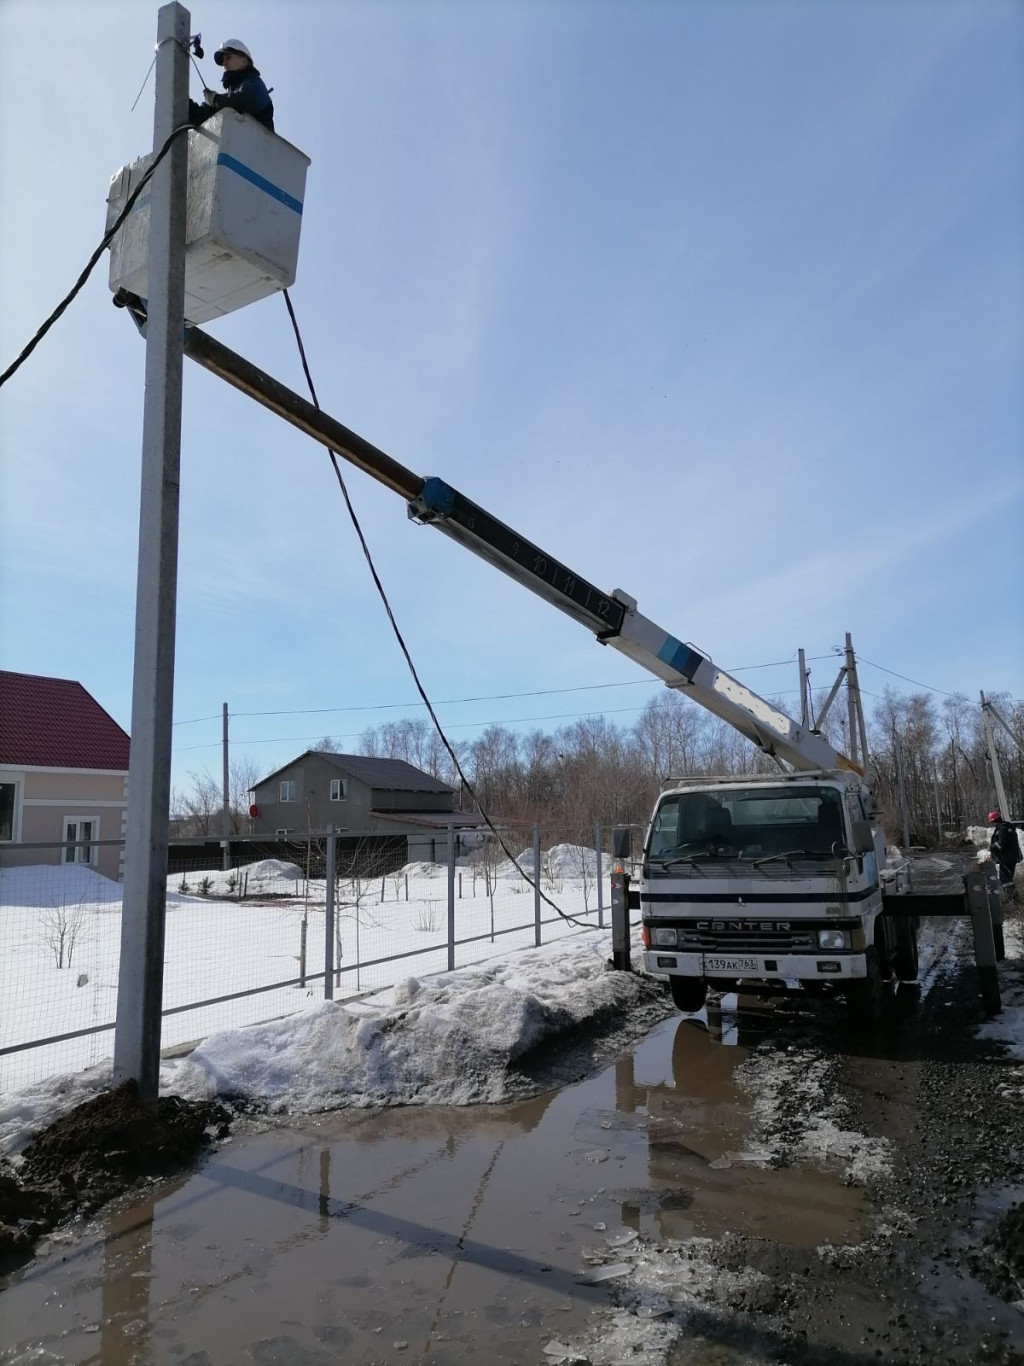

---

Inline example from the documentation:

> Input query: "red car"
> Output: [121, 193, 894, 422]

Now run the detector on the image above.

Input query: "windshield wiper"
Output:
[752, 848, 824, 868]
[649, 854, 704, 869]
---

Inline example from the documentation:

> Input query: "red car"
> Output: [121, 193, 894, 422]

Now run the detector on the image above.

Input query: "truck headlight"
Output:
[653, 927, 678, 947]
[818, 929, 849, 950]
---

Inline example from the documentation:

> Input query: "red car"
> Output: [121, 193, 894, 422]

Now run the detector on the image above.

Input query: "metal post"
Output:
[595, 821, 604, 928]
[447, 822, 456, 972]
[965, 869, 1001, 1014]
[533, 822, 542, 947]
[113, 2, 190, 1101]
[985, 860, 1005, 962]
[610, 826, 631, 972]
[221, 702, 230, 871]
[324, 827, 335, 1000]
[798, 648, 809, 729]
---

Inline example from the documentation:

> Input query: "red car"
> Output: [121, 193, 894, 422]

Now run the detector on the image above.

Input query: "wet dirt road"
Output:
[0, 1003, 870, 1366]
[3, 856, 1022, 1365]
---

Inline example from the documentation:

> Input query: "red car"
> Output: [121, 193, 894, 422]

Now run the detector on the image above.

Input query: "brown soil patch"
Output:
[0, 1082, 228, 1272]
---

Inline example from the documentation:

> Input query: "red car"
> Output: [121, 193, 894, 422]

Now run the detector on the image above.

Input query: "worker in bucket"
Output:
[189, 39, 274, 132]
[988, 810, 1022, 894]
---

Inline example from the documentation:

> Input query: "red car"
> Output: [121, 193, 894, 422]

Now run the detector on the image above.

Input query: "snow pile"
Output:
[735, 1047, 891, 1183]
[494, 842, 610, 883]
[174, 929, 650, 1112]
[398, 860, 445, 879]
[0, 864, 121, 909]
[172, 859, 304, 898]
[0, 1065, 115, 1157]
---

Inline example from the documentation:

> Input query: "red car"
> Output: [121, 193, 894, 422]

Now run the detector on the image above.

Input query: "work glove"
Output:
[203, 88, 218, 106]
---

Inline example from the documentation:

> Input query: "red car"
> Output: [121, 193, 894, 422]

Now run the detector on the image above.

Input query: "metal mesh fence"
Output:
[1, 824, 613, 1095]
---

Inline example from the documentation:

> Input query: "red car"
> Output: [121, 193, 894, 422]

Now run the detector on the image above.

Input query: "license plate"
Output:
[704, 956, 758, 974]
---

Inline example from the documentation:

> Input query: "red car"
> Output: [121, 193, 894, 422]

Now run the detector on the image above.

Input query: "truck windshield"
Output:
[647, 785, 846, 862]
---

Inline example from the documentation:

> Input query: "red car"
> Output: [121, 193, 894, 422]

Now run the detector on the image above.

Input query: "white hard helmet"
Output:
[214, 39, 252, 65]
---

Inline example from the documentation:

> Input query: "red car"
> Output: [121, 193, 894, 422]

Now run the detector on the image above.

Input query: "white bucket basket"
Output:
[106, 111, 311, 325]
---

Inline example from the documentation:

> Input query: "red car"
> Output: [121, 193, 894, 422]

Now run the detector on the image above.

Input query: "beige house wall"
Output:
[0, 766, 128, 883]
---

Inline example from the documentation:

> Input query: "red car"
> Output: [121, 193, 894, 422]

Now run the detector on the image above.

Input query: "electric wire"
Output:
[856, 656, 956, 699]
[0, 124, 193, 390]
[170, 654, 841, 727]
[281, 289, 588, 928]
[130, 55, 157, 112]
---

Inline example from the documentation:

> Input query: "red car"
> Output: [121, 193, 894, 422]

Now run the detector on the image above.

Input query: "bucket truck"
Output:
[112, 299, 916, 1016]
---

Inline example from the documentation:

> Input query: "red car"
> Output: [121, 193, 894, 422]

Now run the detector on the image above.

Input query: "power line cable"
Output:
[0, 124, 193, 390]
[172, 655, 841, 727]
[856, 656, 956, 699]
[280, 290, 588, 928]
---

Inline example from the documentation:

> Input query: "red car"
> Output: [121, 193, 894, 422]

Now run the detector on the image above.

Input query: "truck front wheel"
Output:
[844, 948, 887, 1021]
[893, 917, 919, 983]
[669, 976, 707, 1012]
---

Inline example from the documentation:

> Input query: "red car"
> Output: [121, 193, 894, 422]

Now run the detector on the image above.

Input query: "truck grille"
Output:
[675, 926, 816, 952]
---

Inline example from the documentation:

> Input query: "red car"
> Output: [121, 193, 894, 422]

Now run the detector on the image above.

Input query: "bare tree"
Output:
[39, 895, 89, 970]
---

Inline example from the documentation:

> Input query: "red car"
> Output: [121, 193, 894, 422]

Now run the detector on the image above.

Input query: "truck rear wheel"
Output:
[669, 976, 707, 1013]
[893, 917, 919, 983]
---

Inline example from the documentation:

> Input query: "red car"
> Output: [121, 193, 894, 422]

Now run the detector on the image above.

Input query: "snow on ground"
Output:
[172, 927, 643, 1111]
[1, 854, 611, 1097]
[734, 1046, 891, 1183]
[978, 910, 1024, 1061]
[0, 922, 648, 1156]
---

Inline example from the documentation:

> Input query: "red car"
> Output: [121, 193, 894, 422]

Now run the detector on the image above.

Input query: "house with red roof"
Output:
[0, 671, 130, 881]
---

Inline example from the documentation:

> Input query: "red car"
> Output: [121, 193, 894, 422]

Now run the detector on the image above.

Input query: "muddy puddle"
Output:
[0, 1003, 871, 1364]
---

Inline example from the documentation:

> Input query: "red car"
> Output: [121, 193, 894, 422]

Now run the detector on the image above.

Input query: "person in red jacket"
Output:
[989, 810, 1022, 891]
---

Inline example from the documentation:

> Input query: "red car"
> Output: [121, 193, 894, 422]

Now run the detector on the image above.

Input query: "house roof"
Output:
[0, 670, 130, 771]
[254, 750, 453, 795]
[370, 810, 484, 830]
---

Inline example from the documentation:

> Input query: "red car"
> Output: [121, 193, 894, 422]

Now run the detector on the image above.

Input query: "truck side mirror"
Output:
[850, 820, 874, 855]
[612, 826, 632, 861]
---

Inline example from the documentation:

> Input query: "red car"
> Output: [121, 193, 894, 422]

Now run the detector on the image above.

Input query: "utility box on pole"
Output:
[107, 110, 310, 324]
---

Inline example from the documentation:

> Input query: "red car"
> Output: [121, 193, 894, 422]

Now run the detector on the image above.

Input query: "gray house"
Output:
[249, 750, 481, 864]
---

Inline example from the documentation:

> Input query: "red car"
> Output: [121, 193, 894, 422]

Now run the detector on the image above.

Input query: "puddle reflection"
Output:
[602, 1002, 870, 1246]
[1, 1001, 870, 1365]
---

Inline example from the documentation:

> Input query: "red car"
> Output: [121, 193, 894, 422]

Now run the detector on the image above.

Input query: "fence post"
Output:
[984, 861, 1005, 961]
[324, 827, 335, 1000]
[610, 826, 631, 971]
[595, 821, 604, 928]
[534, 821, 542, 947]
[965, 869, 1001, 1015]
[447, 821, 456, 972]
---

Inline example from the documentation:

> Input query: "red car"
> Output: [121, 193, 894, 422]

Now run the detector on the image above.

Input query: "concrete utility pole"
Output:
[113, 2, 190, 1101]
[980, 691, 1010, 822]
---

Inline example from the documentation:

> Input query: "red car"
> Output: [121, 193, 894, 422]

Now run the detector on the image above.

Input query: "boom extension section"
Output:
[410, 479, 851, 773]
[162, 320, 855, 774]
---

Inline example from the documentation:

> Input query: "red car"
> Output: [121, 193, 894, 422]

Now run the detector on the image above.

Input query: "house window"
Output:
[280, 780, 296, 802]
[330, 778, 347, 801]
[0, 783, 15, 841]
[63, 817, 98, 865]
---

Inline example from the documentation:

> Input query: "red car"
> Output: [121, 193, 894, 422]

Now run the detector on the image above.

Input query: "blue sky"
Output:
[1, 0, 1021, 795]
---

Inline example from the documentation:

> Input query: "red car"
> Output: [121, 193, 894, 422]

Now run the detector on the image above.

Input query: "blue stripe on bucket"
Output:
[216, 153, 303, 215]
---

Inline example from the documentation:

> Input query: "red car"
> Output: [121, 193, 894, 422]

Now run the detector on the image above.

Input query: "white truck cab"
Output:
[640, 771, 913, 1013]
